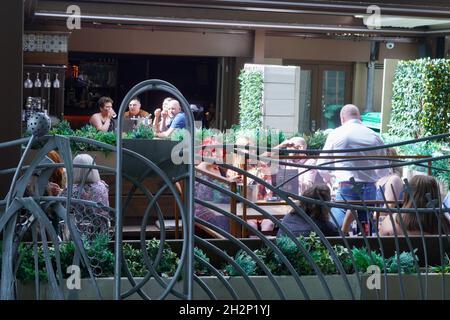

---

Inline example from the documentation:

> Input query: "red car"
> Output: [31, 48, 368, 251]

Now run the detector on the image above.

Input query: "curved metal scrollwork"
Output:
[0, 80, 449, 300]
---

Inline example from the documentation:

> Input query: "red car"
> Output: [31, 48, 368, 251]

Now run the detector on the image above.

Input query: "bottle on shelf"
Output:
[44, 73, 51, 88]
[53, 74, 60, 89]
[24, 72, 33, 89]
[24, 97, 32, 122]
[42, 98, 47, 114]
[34, 72, 42, 88]
[36, 98, 42, 112]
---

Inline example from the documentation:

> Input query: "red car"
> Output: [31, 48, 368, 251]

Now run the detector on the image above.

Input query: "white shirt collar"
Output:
[344, 118, 362, 125]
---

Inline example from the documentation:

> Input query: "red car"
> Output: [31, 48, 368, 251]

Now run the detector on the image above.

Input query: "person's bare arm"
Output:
[316, 137, 334, 184]
[342, 210, 356, 234]
[379, 213, 397, 236]
[157, 127, 175, 138]
[153, 109, 162, 132]
[90, 114, 110, 132]
[300, 159, 317, 191]
[160, 111, 169, 132]
[383, 175, 404, 208]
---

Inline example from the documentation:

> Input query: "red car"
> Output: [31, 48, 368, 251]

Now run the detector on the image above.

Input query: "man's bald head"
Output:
[168, 99, 182, 117]
[340, 104, 361, 124]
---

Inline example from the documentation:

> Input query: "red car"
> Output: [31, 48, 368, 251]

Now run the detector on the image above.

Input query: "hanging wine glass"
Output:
[24, 72, 33, 88]
[34, 72, 42, 88]
[43, 73, 51, 88]
[53, 73, 60, 89]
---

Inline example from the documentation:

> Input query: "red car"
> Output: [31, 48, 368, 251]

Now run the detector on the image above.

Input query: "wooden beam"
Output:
[0, 0, 23, 197]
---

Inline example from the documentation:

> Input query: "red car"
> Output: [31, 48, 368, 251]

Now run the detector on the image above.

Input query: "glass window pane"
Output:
[298, 70, 312, 133]
[321, 70, 346, 129]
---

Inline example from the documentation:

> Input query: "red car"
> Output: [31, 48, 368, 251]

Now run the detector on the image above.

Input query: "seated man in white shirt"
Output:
[316, 104, 389, 232]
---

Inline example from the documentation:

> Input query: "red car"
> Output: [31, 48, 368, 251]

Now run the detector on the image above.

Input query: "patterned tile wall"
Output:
[23, 34, 68, 53]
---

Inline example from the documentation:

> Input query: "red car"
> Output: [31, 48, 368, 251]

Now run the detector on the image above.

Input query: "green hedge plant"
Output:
[238, 69, 263, 130]
[389, 58, 450, 139]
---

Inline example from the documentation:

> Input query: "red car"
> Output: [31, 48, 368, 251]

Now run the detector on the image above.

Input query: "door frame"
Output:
[284, 60, 354, 131]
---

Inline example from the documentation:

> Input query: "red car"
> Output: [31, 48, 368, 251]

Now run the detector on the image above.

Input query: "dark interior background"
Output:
[65, 52, 218, 117]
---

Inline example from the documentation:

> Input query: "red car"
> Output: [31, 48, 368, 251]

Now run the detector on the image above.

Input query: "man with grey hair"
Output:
[156, 99, 186, 138]
[153, 97, 173, 131]
[317, 104, 389, 232]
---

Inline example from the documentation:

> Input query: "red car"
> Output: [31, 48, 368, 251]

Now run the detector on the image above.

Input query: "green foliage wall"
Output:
[238, 69, 263, 130]
[389, 58, 450, 138]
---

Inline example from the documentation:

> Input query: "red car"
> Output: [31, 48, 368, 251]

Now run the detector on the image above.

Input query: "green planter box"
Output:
[17, 275, 360, 300]
[360, 273, 450, 300]
[23, 139, 187, 181]
[17, 274, 450, 300]
[122, 139, 187, 180]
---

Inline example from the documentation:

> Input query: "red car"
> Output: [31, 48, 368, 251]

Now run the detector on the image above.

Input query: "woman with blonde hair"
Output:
[62, 153, 111, 237]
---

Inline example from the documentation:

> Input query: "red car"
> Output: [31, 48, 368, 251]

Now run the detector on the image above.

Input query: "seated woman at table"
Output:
[376, 148, 404, 207]
[230, 135, 277, 232]
[24, 150, 67, 233]
[89, 96, 116, 132]
[194, 139, 236, 233]
[276, 137, 323, 196]
[379, 175, 450, 236]
[61, 153, 111, 238]
[277, 184, 339, 237]
[46, 150, 67, 195]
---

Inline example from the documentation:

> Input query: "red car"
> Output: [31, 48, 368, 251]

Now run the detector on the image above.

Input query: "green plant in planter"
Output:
[123, 243, 148, 277]
[273, 236, 314, 275]
[351, 247, 384, 272]
[386, 250, 418, 274]
[59, 241, 76, 276]
[194, 247, 210, 276]
[16, 244, 54, 282]
[253, 246, 289, 276]
[429, 254, 450, 274]
[124, 124, 154, 140]
[224, 250, 258, 276]
[170, 128, 218, 143]
[71, 125, 117, 153]
[50, 120, 74, 136]
[15, 235, 113, 282]
[82, 233, 115, 278]
[276, 234, 341, 275]
[16, 241, 76, 282]
[303, 130, 329, 150]
[227, 234, 354, 277]
[389, 58, 450, 139]
[333, 245, 354, 274]
[145, 239, 179, 278]
[122, 240, 181, 278]
[170, 129, 186, 142]
[238, 69, 263, 130]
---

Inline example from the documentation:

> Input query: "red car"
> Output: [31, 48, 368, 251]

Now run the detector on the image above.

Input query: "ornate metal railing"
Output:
[0, 79, 449, 299]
